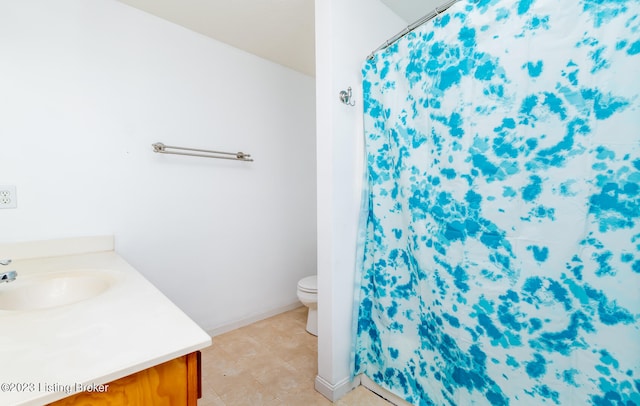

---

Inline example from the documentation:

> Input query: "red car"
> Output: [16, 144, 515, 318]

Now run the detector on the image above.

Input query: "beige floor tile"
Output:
[337, 386, 394, 406]
[213, 332, 262, 358]
[197, 385, 225, 406]
[215, 374, 278, 405]
[253, 363, 303, 394]
[235, 352, 289, 379]
[201, 346, 241, 373]
[275, 387, 334, 405]
[199, 307, 392, 406]
[284, 351, 318, 380]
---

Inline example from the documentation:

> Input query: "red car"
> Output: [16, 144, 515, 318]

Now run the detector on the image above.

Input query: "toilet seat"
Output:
[297, 275, 317, 293]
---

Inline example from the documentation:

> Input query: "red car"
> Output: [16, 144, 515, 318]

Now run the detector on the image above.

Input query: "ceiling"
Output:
[116, 0, 442, 77]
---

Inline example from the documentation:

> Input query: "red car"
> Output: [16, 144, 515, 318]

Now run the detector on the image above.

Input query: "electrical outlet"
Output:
[0, 185, 17, 209]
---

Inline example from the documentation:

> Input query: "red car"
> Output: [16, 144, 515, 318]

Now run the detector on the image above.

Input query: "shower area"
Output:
[351, 0, 640, 404]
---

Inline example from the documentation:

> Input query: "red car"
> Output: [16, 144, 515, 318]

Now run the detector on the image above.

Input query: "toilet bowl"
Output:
[297, 275, 317, 336]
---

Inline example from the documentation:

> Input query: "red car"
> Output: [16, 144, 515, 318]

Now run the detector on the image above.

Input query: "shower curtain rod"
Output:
[367, 0, 461, 60]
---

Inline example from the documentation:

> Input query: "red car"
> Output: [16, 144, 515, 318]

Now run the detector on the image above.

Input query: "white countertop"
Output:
[0, 236, 212, 406]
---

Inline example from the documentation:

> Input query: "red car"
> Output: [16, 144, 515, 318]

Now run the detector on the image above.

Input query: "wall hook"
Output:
[339, 87, 356, 106]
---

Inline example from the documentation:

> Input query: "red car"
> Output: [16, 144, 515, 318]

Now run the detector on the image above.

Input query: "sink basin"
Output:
[0, 270, 114, 311]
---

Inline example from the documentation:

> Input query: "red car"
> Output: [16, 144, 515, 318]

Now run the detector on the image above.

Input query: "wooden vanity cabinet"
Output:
[48, 351, 201, 406]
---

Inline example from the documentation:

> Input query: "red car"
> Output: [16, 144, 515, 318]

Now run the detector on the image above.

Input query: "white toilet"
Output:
[296, 275, 318, 336]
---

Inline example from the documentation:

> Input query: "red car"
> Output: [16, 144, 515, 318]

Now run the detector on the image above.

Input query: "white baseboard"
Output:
[360, 374, 412, 406]
[315, 374, 360, 402]
[205, 302, 303, 337]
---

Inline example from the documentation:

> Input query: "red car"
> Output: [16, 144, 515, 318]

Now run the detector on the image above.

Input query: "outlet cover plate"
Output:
[0, 185, 17, 209]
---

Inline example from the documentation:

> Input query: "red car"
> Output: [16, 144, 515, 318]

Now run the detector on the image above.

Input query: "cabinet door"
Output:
[49, 352, 200, 406]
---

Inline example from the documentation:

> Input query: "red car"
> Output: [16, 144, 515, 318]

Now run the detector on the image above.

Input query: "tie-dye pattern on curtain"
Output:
[353, 0, 640, 405]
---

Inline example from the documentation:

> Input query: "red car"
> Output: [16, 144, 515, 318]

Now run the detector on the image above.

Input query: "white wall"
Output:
[0, 0, 317, 332]
[314, 0, 406, 400]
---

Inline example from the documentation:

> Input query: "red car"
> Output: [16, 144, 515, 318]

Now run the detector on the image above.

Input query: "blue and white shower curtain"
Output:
[353, 0, 640, 405]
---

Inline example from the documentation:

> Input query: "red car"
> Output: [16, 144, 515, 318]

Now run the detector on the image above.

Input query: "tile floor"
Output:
[198, 306, 392, 406]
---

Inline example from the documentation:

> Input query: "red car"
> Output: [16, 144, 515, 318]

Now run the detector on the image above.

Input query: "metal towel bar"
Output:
[152, 142, 253, 162]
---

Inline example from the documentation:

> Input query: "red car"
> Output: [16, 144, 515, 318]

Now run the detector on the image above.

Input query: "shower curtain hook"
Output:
[339, 87, 356, 106]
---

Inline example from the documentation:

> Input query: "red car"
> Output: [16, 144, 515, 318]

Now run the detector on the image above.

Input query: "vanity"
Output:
[0, 236, 211, 406]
